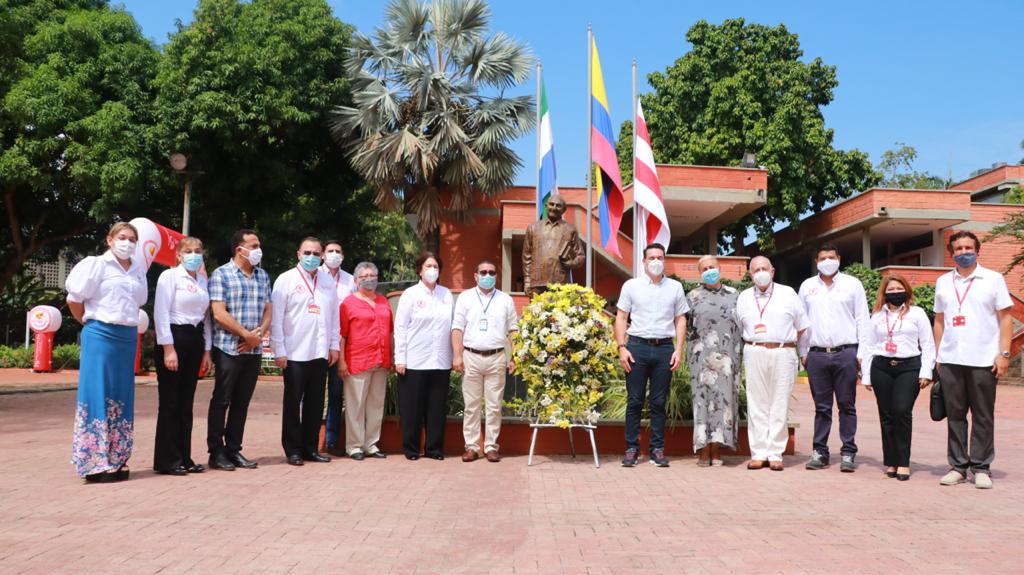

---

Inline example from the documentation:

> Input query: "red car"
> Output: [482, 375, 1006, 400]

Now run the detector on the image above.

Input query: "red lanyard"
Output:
[952, 276, 974, 313]
[755, 285, 773, 321]
[298, 267, 317, 297]
[884, 307, 903, 342]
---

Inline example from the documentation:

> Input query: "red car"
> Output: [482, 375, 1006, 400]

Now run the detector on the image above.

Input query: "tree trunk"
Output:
[422, 226, 440, 256]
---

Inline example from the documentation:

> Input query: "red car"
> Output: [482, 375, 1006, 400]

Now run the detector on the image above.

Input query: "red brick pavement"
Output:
[1, 376, 1022, 574]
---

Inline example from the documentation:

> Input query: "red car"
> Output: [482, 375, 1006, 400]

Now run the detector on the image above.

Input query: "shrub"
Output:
[0, 345, 34, 368]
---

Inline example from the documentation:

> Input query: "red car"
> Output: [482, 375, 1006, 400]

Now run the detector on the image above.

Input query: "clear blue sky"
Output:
[118, 0, 1024, 188]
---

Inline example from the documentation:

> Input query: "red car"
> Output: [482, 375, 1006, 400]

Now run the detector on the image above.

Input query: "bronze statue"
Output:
[523, 194, 585, 295]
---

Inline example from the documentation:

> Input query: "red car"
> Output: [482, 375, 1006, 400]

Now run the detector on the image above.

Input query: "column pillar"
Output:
[861, 227, 872, 268]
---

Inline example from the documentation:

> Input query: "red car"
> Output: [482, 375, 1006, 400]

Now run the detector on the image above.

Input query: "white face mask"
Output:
[422, 267, 439, 283]
[817, 258, 840, 277]
[112, 239, 136, 261]
[752, 270, 772, 288]
[242, 246, 263, 266]
[646, 259, 664, 277]
[324, 252, 343, 269]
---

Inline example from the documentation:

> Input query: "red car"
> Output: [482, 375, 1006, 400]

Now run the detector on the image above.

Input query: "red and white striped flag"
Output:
[633, 100, 670, 276]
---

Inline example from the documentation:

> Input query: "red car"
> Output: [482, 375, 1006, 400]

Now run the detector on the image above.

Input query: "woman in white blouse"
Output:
[393, 252, 454, 460]
[65, 222, 149, 483]
[153, 237, 213, 476]
[861, 274, 936, 481]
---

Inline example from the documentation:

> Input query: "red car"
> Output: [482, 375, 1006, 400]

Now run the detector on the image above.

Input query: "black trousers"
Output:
[806, 346, 859, 457]
[938, 363, 997, 474]
[870, 355, 921, 468]
[154, 323, 205, 471]
[398, 369, 450, 457]
[281, 358, 329, 457]
[207, 348, 261, 455]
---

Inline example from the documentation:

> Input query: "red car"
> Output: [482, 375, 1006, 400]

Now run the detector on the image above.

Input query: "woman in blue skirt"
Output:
[65, 222, 149, 483]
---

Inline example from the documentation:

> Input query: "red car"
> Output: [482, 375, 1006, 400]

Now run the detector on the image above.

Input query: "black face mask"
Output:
[884, 292, 908, 306]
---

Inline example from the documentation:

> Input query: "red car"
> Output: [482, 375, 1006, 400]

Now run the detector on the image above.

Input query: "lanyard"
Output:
[755, 285, 773, 321]
[476, 287, 496, 315]
[952, 275, 975, 313]
[298, 267, 317, 298]
[884, 306, 904, 342]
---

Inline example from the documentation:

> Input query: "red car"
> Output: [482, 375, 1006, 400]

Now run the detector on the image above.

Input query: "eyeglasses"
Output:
[358, 275, 378, 280]
[477, 270, 496, 276]
[300, 250, 322, 257]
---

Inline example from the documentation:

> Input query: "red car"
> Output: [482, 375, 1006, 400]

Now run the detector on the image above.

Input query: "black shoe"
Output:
[186, 463, 206, 474]
[368, 451, 387, 459]
[885, 470, 897, 478]
[303, 453, 331, 463]
[425, 453, 444, 460]
[208, 453, 236, 471]
[228, 452, 258, 469]
[897, 473, 910, 481]
[286, 454, 304, 466]
[114, 465, 130, 481]
[84, 472, 118, 483]
[350, 452, 365, 461]
[156, 466, 189, 476]
[405, 454, 420, 460]
[325, 444, 346, 457]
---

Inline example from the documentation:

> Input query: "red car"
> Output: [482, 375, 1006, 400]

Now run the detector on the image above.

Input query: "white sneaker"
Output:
[974, 473, 993, 489]
[939, 470, 966, 486]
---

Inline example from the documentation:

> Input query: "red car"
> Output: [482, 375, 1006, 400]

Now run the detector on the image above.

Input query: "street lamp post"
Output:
[169, 153, 191, 235]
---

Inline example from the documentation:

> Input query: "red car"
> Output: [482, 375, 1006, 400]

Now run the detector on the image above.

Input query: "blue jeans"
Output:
[325, 365, 344, 447]
[625, 340, 673, 451]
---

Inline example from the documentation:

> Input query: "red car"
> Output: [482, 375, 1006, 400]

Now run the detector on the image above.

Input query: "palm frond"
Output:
[460, 32, 533, 89]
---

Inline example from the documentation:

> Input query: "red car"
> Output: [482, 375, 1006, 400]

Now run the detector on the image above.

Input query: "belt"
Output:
[464, 347, 504, 357]
[810, 344, 857, 353]
[879, 355, 921, 367]
[745, 341, 796, 349]
[628, 335, 673, 346]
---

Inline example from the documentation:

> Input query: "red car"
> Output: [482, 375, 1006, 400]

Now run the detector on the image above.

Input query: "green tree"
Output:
[640, 19, 877, 251]
[153, 0, 379, 276]
[616, 119, 633, 186]
[0, 1, 160, 294]
[877, 142, 949, 189]
[331, 0, 535, 253]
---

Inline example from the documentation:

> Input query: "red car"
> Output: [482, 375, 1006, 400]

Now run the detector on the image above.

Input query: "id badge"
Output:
[952, 315, 966, 327]
[478, 318, 488, 332]
[885, 341, 897, 353]
[307, 303, 321, 315]
[754, 323, 767, 334]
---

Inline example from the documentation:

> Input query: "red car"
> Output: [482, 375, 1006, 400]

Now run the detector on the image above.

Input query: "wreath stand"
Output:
[527, 422, 600, 468]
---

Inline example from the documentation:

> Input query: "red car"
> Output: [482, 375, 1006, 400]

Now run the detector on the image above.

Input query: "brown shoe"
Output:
[747, 459, 766, 470]
[770, 460, 784, 471]
[462, 449, 480, 462]
[485, 450, 501, 463]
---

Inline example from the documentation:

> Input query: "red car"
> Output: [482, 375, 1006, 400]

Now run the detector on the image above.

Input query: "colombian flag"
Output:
[590, 37, 624, 257]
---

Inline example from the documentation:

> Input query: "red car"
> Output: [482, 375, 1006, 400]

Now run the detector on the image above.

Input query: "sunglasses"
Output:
[477, 270, 497, 276]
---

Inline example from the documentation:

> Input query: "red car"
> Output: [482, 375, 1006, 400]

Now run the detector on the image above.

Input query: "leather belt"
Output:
[881, 355, 921, 367]
[810, 344, 857, 353]
[464, 347, 504, 357]
[628, 335, 673, 346]
[745, 341, 796, 349]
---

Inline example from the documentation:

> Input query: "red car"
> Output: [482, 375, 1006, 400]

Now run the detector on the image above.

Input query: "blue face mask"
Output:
[182, 253, 203, 272]
[701, 268, 721, 285]
[300, 254, 321, 271]
[360, 278, 379, 292]
[953, 252, 977, 269]
[477, 274, 496, 290]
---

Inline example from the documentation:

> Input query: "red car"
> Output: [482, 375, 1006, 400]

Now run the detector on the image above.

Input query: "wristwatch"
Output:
[1001, 350, 1011, 358]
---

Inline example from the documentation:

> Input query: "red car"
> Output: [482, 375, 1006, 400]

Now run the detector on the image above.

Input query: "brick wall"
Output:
[951, 165, 1024, 193]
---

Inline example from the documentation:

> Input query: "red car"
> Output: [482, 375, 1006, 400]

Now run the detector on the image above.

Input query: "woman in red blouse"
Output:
[339, 261, 393, 460]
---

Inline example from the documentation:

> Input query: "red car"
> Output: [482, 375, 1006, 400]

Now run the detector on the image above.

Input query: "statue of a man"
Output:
[523, 194, 585, 295]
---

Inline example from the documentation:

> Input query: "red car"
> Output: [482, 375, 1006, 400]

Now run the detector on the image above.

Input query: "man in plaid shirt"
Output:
[207, 229, 272, 471]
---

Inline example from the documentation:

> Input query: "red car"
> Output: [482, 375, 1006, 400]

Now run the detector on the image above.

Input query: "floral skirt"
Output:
[72, 321, 136, 477]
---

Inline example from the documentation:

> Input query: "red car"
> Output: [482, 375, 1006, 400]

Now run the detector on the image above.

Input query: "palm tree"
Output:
[330, 0, 534, 252]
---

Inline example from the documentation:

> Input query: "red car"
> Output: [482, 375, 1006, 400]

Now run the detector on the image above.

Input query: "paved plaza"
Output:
[0, 372, 1021, 574]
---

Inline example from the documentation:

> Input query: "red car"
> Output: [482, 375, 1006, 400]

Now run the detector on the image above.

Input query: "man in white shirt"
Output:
[614, 243, 689, 468]
[452, 260, 518, 462]
[321, 239, 355, 456]
[798, 244, 870, 472]
[271, 237, 341, 466]
[933, 231, 1013, 489]
[735, 256, 809, 471]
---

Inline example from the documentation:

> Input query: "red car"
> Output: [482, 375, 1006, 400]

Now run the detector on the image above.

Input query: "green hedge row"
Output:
[0, 344, 80, 369]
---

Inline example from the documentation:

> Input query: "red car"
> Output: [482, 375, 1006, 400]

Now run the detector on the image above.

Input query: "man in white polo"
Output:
[735, 256, 809, 471]
[934, 230, 1012, 489]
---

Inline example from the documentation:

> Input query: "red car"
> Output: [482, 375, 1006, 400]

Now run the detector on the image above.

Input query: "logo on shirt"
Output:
[295, 284, 306, 294]
[186, 282, 198, 293]
[416, 299, 427, 308]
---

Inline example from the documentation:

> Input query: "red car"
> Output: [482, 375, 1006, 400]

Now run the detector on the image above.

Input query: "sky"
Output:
[118, 0, 1024, 189]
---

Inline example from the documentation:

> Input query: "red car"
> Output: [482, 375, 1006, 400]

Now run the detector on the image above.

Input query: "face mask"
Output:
[646, 259, 664, 277]
[953, 252, 977, 268]
[182, 253, 203, 272]
[477, 274, 496, 290]
[884, 292, 908, 307]
[300, 254, 321, 271]
[422, 267, 439, 283]
[816, 258, 840, 277]
[360, 278, 378, 292]
[112, 239, 136, 261]
[324, 252, 343, 269]
[242, 247, 263, 266]
[752, 270, 772, 288]
[701, 268, 721, 285]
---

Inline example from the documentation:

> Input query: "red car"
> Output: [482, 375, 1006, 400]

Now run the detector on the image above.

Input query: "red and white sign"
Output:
[28, 305, 61, 333]
[130, 217, 184, 270]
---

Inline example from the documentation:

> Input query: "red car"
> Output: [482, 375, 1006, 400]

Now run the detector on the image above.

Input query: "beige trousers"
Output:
[343, 368, 387, 455]
[462, 351, 506, 453]
[743, 346, 798, 462]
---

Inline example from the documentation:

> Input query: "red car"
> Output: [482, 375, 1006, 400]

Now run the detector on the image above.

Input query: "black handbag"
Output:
[930, 371, 946, 422]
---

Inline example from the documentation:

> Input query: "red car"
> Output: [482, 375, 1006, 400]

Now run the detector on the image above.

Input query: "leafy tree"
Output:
[877, 142, 949, 189]
[331, 0, 535, 253]
[640, 19, 877, 251]
[0, 1, 160, 294]
[616, 119, 633, 186]
[153, 0, 382, 276]
[842, 262, 934, 318]
[1003, 186, 1024, 205]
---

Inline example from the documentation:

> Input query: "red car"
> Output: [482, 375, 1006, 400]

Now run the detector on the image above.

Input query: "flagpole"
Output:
[585, 25, 593, 289]
[632, 58, 639, 277]
[536, 60, 542, 220]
